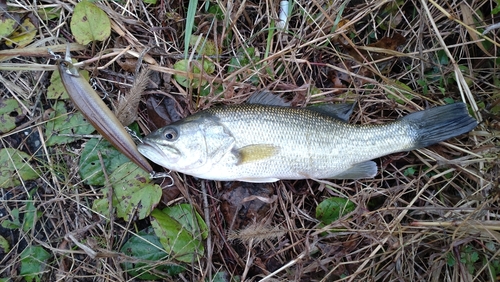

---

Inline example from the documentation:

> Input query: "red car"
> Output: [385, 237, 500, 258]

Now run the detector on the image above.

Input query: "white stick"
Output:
[277, 1, 289, 30]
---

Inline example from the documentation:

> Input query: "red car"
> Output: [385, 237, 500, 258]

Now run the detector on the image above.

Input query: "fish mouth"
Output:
[137, 141, 180, 166]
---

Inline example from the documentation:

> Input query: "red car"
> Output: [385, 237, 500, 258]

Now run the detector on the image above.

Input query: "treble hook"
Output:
[150, 171, 175, 187]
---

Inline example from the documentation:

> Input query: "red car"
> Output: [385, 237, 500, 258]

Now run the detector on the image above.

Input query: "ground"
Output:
[0, 0, 499, 281]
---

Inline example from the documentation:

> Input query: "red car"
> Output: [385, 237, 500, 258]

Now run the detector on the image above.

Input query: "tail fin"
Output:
[402, 103, 477, 149]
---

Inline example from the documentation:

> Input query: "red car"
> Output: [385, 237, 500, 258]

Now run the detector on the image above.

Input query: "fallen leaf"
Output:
[5, 15, 39, 48]
[0, 98, 25, 133]
[220, 182, 275, 230]
[344, 33, 406, 63]
[0, 13, 19, 38]
[70, 0, 111, 44]
[0, 148, 39, 188]
[150, 208, 205, 263]
[145, 95, 184, 129]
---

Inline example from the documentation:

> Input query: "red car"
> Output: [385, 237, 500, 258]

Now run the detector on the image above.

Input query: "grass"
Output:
[0, 0, 499, 281]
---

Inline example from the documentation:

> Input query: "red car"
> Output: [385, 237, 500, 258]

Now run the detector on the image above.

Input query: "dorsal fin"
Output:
[247, 90, 290, 106]
[306, 103, 356, 122]
[247, 90, 355, 122]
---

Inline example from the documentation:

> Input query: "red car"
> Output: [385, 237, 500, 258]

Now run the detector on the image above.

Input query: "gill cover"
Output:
[198, 120, 236, 168]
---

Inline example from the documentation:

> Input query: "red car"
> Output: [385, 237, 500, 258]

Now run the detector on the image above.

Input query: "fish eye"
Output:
[164, 128, 178, 141]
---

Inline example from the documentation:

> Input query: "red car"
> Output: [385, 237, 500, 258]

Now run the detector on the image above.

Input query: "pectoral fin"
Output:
[236, 144, 280, 164]
[334, 161, 378, 179]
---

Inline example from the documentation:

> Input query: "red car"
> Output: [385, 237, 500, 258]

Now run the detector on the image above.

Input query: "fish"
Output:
[137, 96, 477, 183]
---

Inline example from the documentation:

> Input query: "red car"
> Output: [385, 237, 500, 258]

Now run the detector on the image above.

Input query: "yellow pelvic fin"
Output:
[237, 144, 279, 164]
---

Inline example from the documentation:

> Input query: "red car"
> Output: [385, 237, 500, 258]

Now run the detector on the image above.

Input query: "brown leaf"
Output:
[344, 33, 406, 63]
[220, 182, 275, 230]
[368, 33, 406, 50]
[145, 95, 183, 129]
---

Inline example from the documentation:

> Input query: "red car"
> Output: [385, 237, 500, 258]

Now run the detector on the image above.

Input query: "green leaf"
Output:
[190, 34, 218, 56]
[0, 148, 38, 188]
[120, 228, 185, 280]
[493, 5, 500, 14]
[470, 251, 479, 263]
[37, 8, 61, 21]
[1, 208, 21, 229]
[437, 49, 449, 65]
[316, 197, 356, 225]
[109, 162, 162, 221]
[403, 166, 416, 176]
[20, 246, 51, 282]
[162, 204, 209, 240]
[91, 194, 110, 217]
[417, 79, 429, 95]
[79, 138, 130, 185]
[208, 271, 241, 282]
[173, 59, 215, 88]
[47, 62, 89, 99]
[70, 0, 111, 45]
[446, 252, 456, 266]
[386, 80, 413, 104]
[2, 190, 41, 232]
[150, 208, 205, 263]
[228, 47, 260, 85]
[207, 3, 224, 20]
[92, 161, 161, 220]
[0, 16, 18, 38]
[142, 0, 158, 4]
[443, 97, 455, 104]
[0, 98, 23, 133]
[0, 235, 9, 253]
[44, 101, 95, 146]
[23, 189, 42, 233]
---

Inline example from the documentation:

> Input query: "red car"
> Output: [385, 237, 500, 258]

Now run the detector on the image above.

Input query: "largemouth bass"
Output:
[137, 100, 477, 182]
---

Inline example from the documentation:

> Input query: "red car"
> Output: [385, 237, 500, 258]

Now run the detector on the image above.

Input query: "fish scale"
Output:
[138, 102, 477, 182]
[202, 105, 411, 176]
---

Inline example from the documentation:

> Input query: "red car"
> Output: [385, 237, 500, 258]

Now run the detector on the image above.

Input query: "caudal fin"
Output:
[402, 103, 477, 149]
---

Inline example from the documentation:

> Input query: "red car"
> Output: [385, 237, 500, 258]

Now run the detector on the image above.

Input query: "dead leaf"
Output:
[5, 14, 39, 48]
[460, 3, 493, 57]
[220, 182, 275, 230]
[344, 33, 406, 63]
[145, 95, 184, 129]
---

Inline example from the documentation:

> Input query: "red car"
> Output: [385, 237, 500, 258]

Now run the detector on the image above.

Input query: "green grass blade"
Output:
[185, 0, 198, 59]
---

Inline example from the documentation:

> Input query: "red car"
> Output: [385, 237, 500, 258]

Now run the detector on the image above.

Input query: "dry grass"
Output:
[1, 0, 499, 281]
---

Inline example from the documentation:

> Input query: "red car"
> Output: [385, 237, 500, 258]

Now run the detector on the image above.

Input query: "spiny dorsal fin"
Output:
[306, 103, 356, 122]
[247, 90, 290, 106]
[236, 144, 280, 164]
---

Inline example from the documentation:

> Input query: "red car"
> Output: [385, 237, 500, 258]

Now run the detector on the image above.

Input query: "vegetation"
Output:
[0, 0, 499, 281]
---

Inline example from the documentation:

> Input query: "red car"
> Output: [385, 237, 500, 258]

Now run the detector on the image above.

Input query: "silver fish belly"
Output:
[137, 103, 477, 182]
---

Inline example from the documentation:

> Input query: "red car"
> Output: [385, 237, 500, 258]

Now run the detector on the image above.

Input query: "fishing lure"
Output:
[54, 47, 154, 174]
